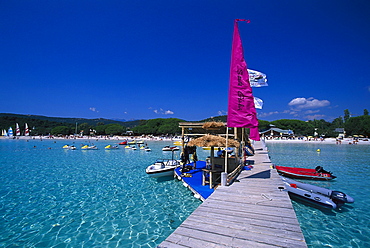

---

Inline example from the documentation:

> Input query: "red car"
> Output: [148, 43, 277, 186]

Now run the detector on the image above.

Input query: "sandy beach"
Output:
[264, 137, 370, 145]
[4, 135, 369, 145]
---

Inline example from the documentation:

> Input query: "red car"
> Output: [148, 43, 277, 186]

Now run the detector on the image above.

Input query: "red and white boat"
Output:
[162, 145, 179, 151]
[275, 165, 336, 180]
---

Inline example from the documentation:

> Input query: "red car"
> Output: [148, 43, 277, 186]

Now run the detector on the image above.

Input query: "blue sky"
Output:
[1, 0, 369, 122]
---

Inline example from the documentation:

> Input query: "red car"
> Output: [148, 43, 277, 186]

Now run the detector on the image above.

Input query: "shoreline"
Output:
[264, 137, 370, 145]
[1, 136, 369, 145]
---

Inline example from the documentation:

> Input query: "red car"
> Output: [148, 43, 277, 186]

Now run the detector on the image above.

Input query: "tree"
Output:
[51, 126, 71, 135]
[104, 124, 125, 135]
[132, 118, 183, 135]
[270, 119, 313, 136]
[332, 117, 344, 128]
[78, 123, 91, 135]
[258, 120, 270, 131]
[344, 109, 350, 122]
[364, 109, 369, 116]
[345, 115, 370, 136]
[94, 125, 106, 135]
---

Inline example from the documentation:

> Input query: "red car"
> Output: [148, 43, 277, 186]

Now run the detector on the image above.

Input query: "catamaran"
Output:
[8, 127, 13, 138]
[25, 123, 30, 136]
[15, 123, 21, 136]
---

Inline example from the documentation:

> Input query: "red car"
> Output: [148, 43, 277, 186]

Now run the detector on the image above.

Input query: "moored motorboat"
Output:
[173, 141, 182, 146]
[105, 145, 119, 149]
[146, 159, 180, 177]
[162, 145, 179, 151]
[68, 145, 77, 150]
[144, 147, 151, 152]
[282, 176, 354, 209]
[81, 145, 98, 150]
[63, 145, 77, 150]
[275, 165, 336, 180]
[119, 141, 127, 145]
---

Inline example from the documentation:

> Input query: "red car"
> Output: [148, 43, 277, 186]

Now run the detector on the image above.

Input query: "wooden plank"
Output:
[160, 141, 307, 248]
[180, 220, 306, 247]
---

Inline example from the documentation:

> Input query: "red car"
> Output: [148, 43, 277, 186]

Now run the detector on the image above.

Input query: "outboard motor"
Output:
[315, 166, 334, 177]
[330, 191, 348, 205]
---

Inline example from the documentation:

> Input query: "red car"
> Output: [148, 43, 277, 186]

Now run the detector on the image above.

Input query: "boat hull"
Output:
[146, 168, 175, 178]
[276, 165, 336, 180]
[146, 159, 179, 178]
[282, 176, 354, 209]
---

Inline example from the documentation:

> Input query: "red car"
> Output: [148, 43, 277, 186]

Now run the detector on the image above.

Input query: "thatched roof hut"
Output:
[187, 134, 239, 147]
[202, 121, 225, 130]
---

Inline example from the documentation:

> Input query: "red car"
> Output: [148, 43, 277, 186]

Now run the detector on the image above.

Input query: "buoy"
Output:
[317, 149, 321, 152]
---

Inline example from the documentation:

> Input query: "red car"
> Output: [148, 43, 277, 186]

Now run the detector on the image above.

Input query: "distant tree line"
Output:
[1, 109, 369, 137]
[257, 109, 369, 137]
[0, 115, 129, 136]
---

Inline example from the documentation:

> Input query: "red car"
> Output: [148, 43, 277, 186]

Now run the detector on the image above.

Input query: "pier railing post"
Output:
[221, 172, 227, 186]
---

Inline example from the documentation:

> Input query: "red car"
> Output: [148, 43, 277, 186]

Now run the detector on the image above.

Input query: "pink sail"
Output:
[227, 20, 260, 141]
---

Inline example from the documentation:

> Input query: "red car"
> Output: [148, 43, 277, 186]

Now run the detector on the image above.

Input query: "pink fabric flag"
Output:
[227, 19, 260, 141]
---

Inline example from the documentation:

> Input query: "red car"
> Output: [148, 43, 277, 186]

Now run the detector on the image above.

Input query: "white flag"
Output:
[248, 69, 268, 87]
[254, 97, 263, 109]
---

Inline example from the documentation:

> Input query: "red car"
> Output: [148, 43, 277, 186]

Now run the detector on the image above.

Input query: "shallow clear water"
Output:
[3, 139, 369, 247]
[0, 139, 202, 247]
[266, 142, 370, 248]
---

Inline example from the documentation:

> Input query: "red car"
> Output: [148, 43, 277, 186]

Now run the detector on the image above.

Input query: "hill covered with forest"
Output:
[1, 110, 369, 137]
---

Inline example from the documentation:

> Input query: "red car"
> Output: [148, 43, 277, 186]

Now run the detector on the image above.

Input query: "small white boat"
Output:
[81, 145, 98, 150]
[162, 145, 179, 151]
[105, 145, 119, 149]
[63, 145, 77, 150]
[145, 147, 151, 152]
[146, 159, 180, 177]
[68, 145, 77, 150]
[125, 145, 137, 150]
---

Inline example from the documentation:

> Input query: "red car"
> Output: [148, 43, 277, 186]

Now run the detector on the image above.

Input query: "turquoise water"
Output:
[0, 139, 202, 247]
[2, 139, 369, 247]
[266, 142, 370, 248]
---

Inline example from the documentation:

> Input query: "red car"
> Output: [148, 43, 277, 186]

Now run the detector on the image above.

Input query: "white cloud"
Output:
[305, 114, 326, 120]
[89, 107, 99, 113]
[288, 97, 330, 110]
[153, 108, 174, 115]
[217, 110, 227, 116]
[258, 111, 279, 118]
[304, 110, 320, 114]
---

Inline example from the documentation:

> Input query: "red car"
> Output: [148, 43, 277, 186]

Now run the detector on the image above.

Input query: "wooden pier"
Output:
[159, 141, 307, 248]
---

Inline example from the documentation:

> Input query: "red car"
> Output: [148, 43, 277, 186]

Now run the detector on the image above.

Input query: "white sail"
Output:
[25, 123, 30, 136]
[16, 123, 21, 136]
[8, 127, 13, 137]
